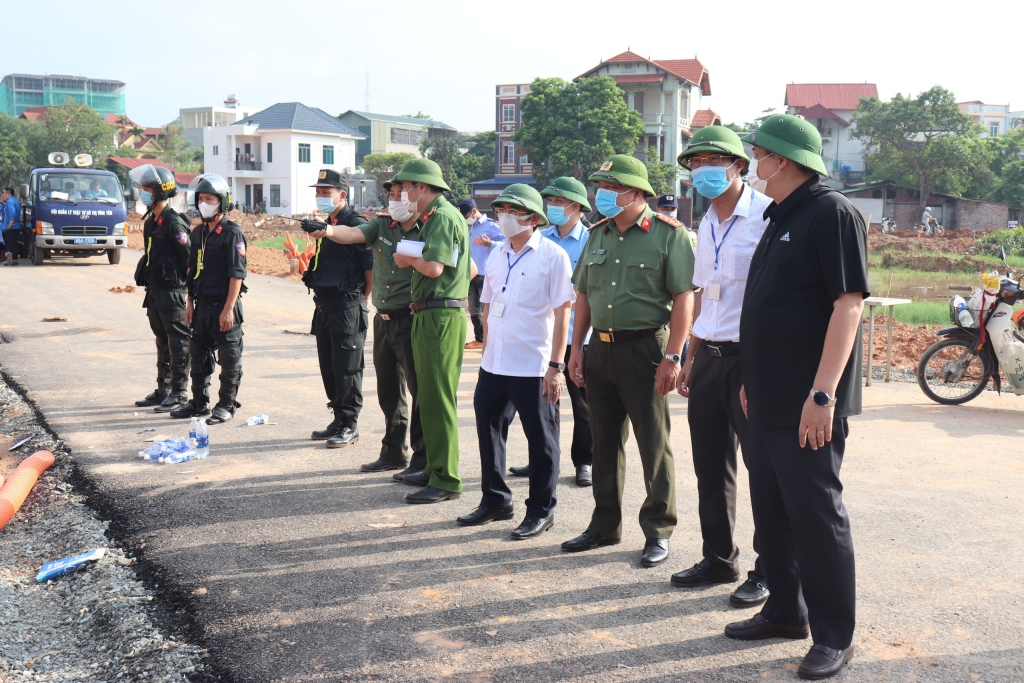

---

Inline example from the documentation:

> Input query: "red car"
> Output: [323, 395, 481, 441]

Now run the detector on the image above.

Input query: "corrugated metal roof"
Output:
[238, 103, 366, 138]
[785, 84, 878, 110]
[342, 110, 456, 131]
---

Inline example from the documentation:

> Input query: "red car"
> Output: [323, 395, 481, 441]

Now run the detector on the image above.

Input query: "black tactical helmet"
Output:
[187, 173, 232, 213]
[128, 163, 178, 201]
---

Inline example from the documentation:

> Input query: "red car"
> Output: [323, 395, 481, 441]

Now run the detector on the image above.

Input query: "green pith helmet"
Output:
[588, 154, 655, 197]
[394, 157, 451, 191]
[490, 183, 549, 228]
[540, 176, 592, 212]
[678, 125, 750, 170]
[741, 114, 828, 176]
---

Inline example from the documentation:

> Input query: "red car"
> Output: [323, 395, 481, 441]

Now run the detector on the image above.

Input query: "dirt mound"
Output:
[868, 232, 979, 255]
[880, 253, 986, 273]
[864, 317, 943, 370]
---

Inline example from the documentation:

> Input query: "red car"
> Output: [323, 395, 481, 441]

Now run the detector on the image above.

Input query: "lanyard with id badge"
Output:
[707, 215, 738, 301]
[491, 248, 532, 318]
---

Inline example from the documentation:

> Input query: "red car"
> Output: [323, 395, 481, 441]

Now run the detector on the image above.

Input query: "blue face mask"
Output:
[315, 197, 337, 213]
[546, 205, 570, 226]
[139, 190, 154, 206]
[691, 164, 736, 199]
[595, 188, 627, 217]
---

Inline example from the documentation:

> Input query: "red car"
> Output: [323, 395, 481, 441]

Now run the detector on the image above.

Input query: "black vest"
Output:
[309, 205, 369, 294]
[139, 207, 189, 287]
[189, 218, 246, 297]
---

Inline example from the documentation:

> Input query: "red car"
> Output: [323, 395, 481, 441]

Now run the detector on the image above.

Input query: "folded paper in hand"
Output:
[396, 240, 459, 268]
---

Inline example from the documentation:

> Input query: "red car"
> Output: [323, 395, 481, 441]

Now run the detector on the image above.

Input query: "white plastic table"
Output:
[863, 296, 913, 386]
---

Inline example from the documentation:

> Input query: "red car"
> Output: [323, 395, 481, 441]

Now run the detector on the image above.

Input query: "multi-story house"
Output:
[468, 84, 537, 202]
[958, 101, 1012, 138]
[337, 111, 457, 166]
[179, 96, 264, 147]
[784, 83, 877, 185]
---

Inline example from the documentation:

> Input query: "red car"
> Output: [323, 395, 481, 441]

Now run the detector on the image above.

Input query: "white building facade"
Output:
[958, 101, 1011, 138]
[202, 102, 364, 216]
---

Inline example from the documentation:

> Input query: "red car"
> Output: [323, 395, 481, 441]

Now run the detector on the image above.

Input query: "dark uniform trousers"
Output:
[474, 369, 560, 518]
[189, 296, 243, 408]
[312, 294, 367, 429]
[585, 328, 676, 539]
[467, 274, 485, 343]
[746, 416, 856, 650]
[145, 286, 191, 396]
[553, 344, 593, 468]
[372, 311, 425, 468]
[687, 342, 762, 578]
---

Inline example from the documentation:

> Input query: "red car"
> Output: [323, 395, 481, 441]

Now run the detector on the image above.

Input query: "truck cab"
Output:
[20, 166, 129, 265]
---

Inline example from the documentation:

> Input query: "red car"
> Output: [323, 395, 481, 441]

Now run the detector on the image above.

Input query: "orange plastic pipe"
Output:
[0, 450, 55, 531]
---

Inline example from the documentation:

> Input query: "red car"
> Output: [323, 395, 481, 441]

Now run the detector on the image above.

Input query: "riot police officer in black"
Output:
[130, 164, 192, 411]
[305, 169, 373, 448]
[171, 173, 248, 424]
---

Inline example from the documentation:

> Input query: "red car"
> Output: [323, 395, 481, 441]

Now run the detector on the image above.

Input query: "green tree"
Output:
[854, 86, 988, 212]
[157, 124, 203, 174]
[513, 76, 644, 186]
[29, 99, 117, 168]
[0, 113, 32, 186]
[361, 151, 416, 203]
[402, 112, 433, 119]
[459, 130, 496, 183]
[644, 146, 678, 196]
[420, 133, 470, 200]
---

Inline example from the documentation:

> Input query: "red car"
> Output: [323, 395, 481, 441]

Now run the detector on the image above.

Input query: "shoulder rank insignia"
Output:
[640, 216, 651, 232]
[422, 207, 437, 222]
[590, 216, 612, 231]
[653, 213, 683, 229]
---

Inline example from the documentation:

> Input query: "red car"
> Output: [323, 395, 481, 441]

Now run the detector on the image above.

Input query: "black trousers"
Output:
[2, 229, 21, 260]
[312, 301, 367, 429]
[746, 416, 856, 649]
[372, 312, 425, 468]
[687, 342, 761, 578]
[553, 345, 592, 467]
[145, 286, 191, 396]
[474, 369, 560, 518]
[467, 274, 485, 342]
[189, 296, 243, 409]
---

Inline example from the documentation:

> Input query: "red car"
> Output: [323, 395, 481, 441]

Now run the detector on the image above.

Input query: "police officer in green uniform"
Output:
[563, 154, 696, 567]
[130, 164, 192, 412]
[309, 179, 427, 476]
[304, 169, 374, 449]
[171, 174, 247, 425]
[391, 158, 471, 504]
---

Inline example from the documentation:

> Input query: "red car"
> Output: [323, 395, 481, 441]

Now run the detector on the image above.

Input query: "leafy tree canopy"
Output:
[361, 152, 416, 204]
[644, 146, 678, 196]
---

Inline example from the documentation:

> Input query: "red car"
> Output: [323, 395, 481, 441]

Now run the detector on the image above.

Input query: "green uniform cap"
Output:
[394, 157, 451, 191]
[490, 183, 549, 228]
[678, 126, 750, 167]
[540, 176, 592, 212]
[588, 154, 655, 197]
[741, 114, 827, 176]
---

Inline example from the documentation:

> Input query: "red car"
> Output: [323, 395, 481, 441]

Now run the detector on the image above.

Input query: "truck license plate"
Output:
[73, 237, 98, 244]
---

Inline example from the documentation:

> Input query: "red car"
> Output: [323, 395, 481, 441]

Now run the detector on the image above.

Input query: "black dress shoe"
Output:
[206, 404, 235, 425]
[730, 573, 770, 607]
[456, 505, 514, 526]
[361, 457, 407, 472]
[508, 465, 529, 477]
[575, 464, 592, 487]
[326, 427, 359, 448]
[670, 559, 741, 587]
[511, 514, 554, 540]
[798, 644, 854, 679]
[561, 530, 621, 553]
[393, 466, 423, 482]
[405, 486, 461, 504]
[169, 401, 210, 419]
[135, 390, 168, 407]
[724, 613, 809, 641]
[153, 394, 187, 413]
[402, 471, 430, 487]
[641, 538, 669, 567]
[311, 420, 343, 440]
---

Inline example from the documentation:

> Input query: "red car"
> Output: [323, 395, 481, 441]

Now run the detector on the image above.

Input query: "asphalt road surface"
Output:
[1, 252, 1022, 683]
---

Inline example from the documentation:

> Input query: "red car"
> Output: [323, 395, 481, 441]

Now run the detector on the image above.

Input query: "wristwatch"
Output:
[548, 361, 567, 372]
[664, 353, 682, 364]
[809, 388, 837, 407]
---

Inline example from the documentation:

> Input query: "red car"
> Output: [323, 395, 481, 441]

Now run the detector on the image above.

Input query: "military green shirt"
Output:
[410, 195, 471, 303]
[572, 205, 696, 332]
[358, 214, 422, 310]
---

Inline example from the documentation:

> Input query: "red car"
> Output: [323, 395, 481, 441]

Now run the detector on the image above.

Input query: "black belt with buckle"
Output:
[704, 340, 740, 357]
[377, 307, 412, 321]
[410, 299, 468, 314]
[593, 327, 661, 343]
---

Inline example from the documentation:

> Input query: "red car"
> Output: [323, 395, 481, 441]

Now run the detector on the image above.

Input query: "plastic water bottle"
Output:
[195, 419, 209, 459]
[952, 296, 974, 327]
[189, 417, 199, 446]
[246, 414, 268, 426]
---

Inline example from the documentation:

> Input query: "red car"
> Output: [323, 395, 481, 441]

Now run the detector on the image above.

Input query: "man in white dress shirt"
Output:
[670, 127, 773, 608]
[456, 184, 575, 540]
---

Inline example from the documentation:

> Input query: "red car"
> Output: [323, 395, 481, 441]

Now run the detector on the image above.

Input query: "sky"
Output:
[5, 0, 1023, 133]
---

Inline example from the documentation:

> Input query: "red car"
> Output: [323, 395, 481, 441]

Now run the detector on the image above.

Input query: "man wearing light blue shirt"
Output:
[2, 188, 23, 266]
[458, 198, 504, 348]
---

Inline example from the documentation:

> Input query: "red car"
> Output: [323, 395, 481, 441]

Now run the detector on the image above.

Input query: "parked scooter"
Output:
[917, 250, 1024, 404]
[915, 217, 945, 236]
[881, 217, 897, 233]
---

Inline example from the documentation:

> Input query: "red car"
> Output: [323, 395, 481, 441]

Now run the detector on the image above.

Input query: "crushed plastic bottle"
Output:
[138, 437, 196, 464]
[195, 419, 209, 459]
[246, 414, 269, 427]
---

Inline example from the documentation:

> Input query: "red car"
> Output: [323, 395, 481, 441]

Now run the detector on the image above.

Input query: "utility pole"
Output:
[364, 68, 370, 112]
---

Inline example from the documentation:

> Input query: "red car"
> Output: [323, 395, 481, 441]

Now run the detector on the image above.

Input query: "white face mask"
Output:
[388, 199, 413, 222]
[198, 201, 220, 219]
[400, 187, 419, 214]
[498, 212, 532, 238]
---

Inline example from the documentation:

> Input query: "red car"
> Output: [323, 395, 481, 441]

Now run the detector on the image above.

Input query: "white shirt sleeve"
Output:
[480, 248, 499, 304]
[692, 216, 711, 289]
[548, 246, 576, 308]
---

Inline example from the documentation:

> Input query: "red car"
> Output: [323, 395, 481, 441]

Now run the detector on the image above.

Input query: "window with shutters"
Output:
[298, 143, 311, 163]
[267, 142, 273, 163]
[323, 145, 334, 164]
[270, 184, 281, 207]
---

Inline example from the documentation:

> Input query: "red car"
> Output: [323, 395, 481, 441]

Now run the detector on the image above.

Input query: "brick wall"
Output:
[957, 200, 1009, 231]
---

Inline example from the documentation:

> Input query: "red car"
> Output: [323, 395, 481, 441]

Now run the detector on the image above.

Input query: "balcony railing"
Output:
[834, 170, 865, 183]
[234, 157, 262, 171]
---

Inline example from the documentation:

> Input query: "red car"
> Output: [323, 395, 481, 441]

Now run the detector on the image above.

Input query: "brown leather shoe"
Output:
[724, 613, 809, 641]
[798, 644, 854, 679]
[464, 340, 483, 350]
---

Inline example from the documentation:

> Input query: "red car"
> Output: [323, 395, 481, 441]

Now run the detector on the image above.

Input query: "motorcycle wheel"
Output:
[935, 226, 944, 235]
[916, 338, 991, 405]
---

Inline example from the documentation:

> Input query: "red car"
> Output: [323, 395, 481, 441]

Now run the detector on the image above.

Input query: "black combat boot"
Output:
[155, 336, 191, 412]
[136, 338, 170, 406]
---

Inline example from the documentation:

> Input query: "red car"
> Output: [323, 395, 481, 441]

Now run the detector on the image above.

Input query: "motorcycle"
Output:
[915, 217, 945, 237]
[881, 217, 897, 233]
[917, 259, 1024, 404]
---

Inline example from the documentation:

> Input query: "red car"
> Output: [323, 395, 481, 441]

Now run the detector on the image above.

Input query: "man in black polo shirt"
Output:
[305, 169, 374, 449]
[723, 115, 868, 681]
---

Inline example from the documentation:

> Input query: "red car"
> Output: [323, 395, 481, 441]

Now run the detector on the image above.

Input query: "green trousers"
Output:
[585, 328, 676, 539]
[411, 308, 465, 492]
[373, 313, 426, 468]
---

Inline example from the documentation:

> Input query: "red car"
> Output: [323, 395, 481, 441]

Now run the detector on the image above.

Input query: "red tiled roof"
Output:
[691, 109, 721, 128]
[580, 51, 712, 95]
[612, 74, 665, 84]
[785, 83, 878, 111]
[797, 103, 850, 126]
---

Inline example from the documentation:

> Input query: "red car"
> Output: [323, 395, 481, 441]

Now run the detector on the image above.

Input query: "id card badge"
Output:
[491, 291, 506, 318]
[706, 273, 722, 301]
